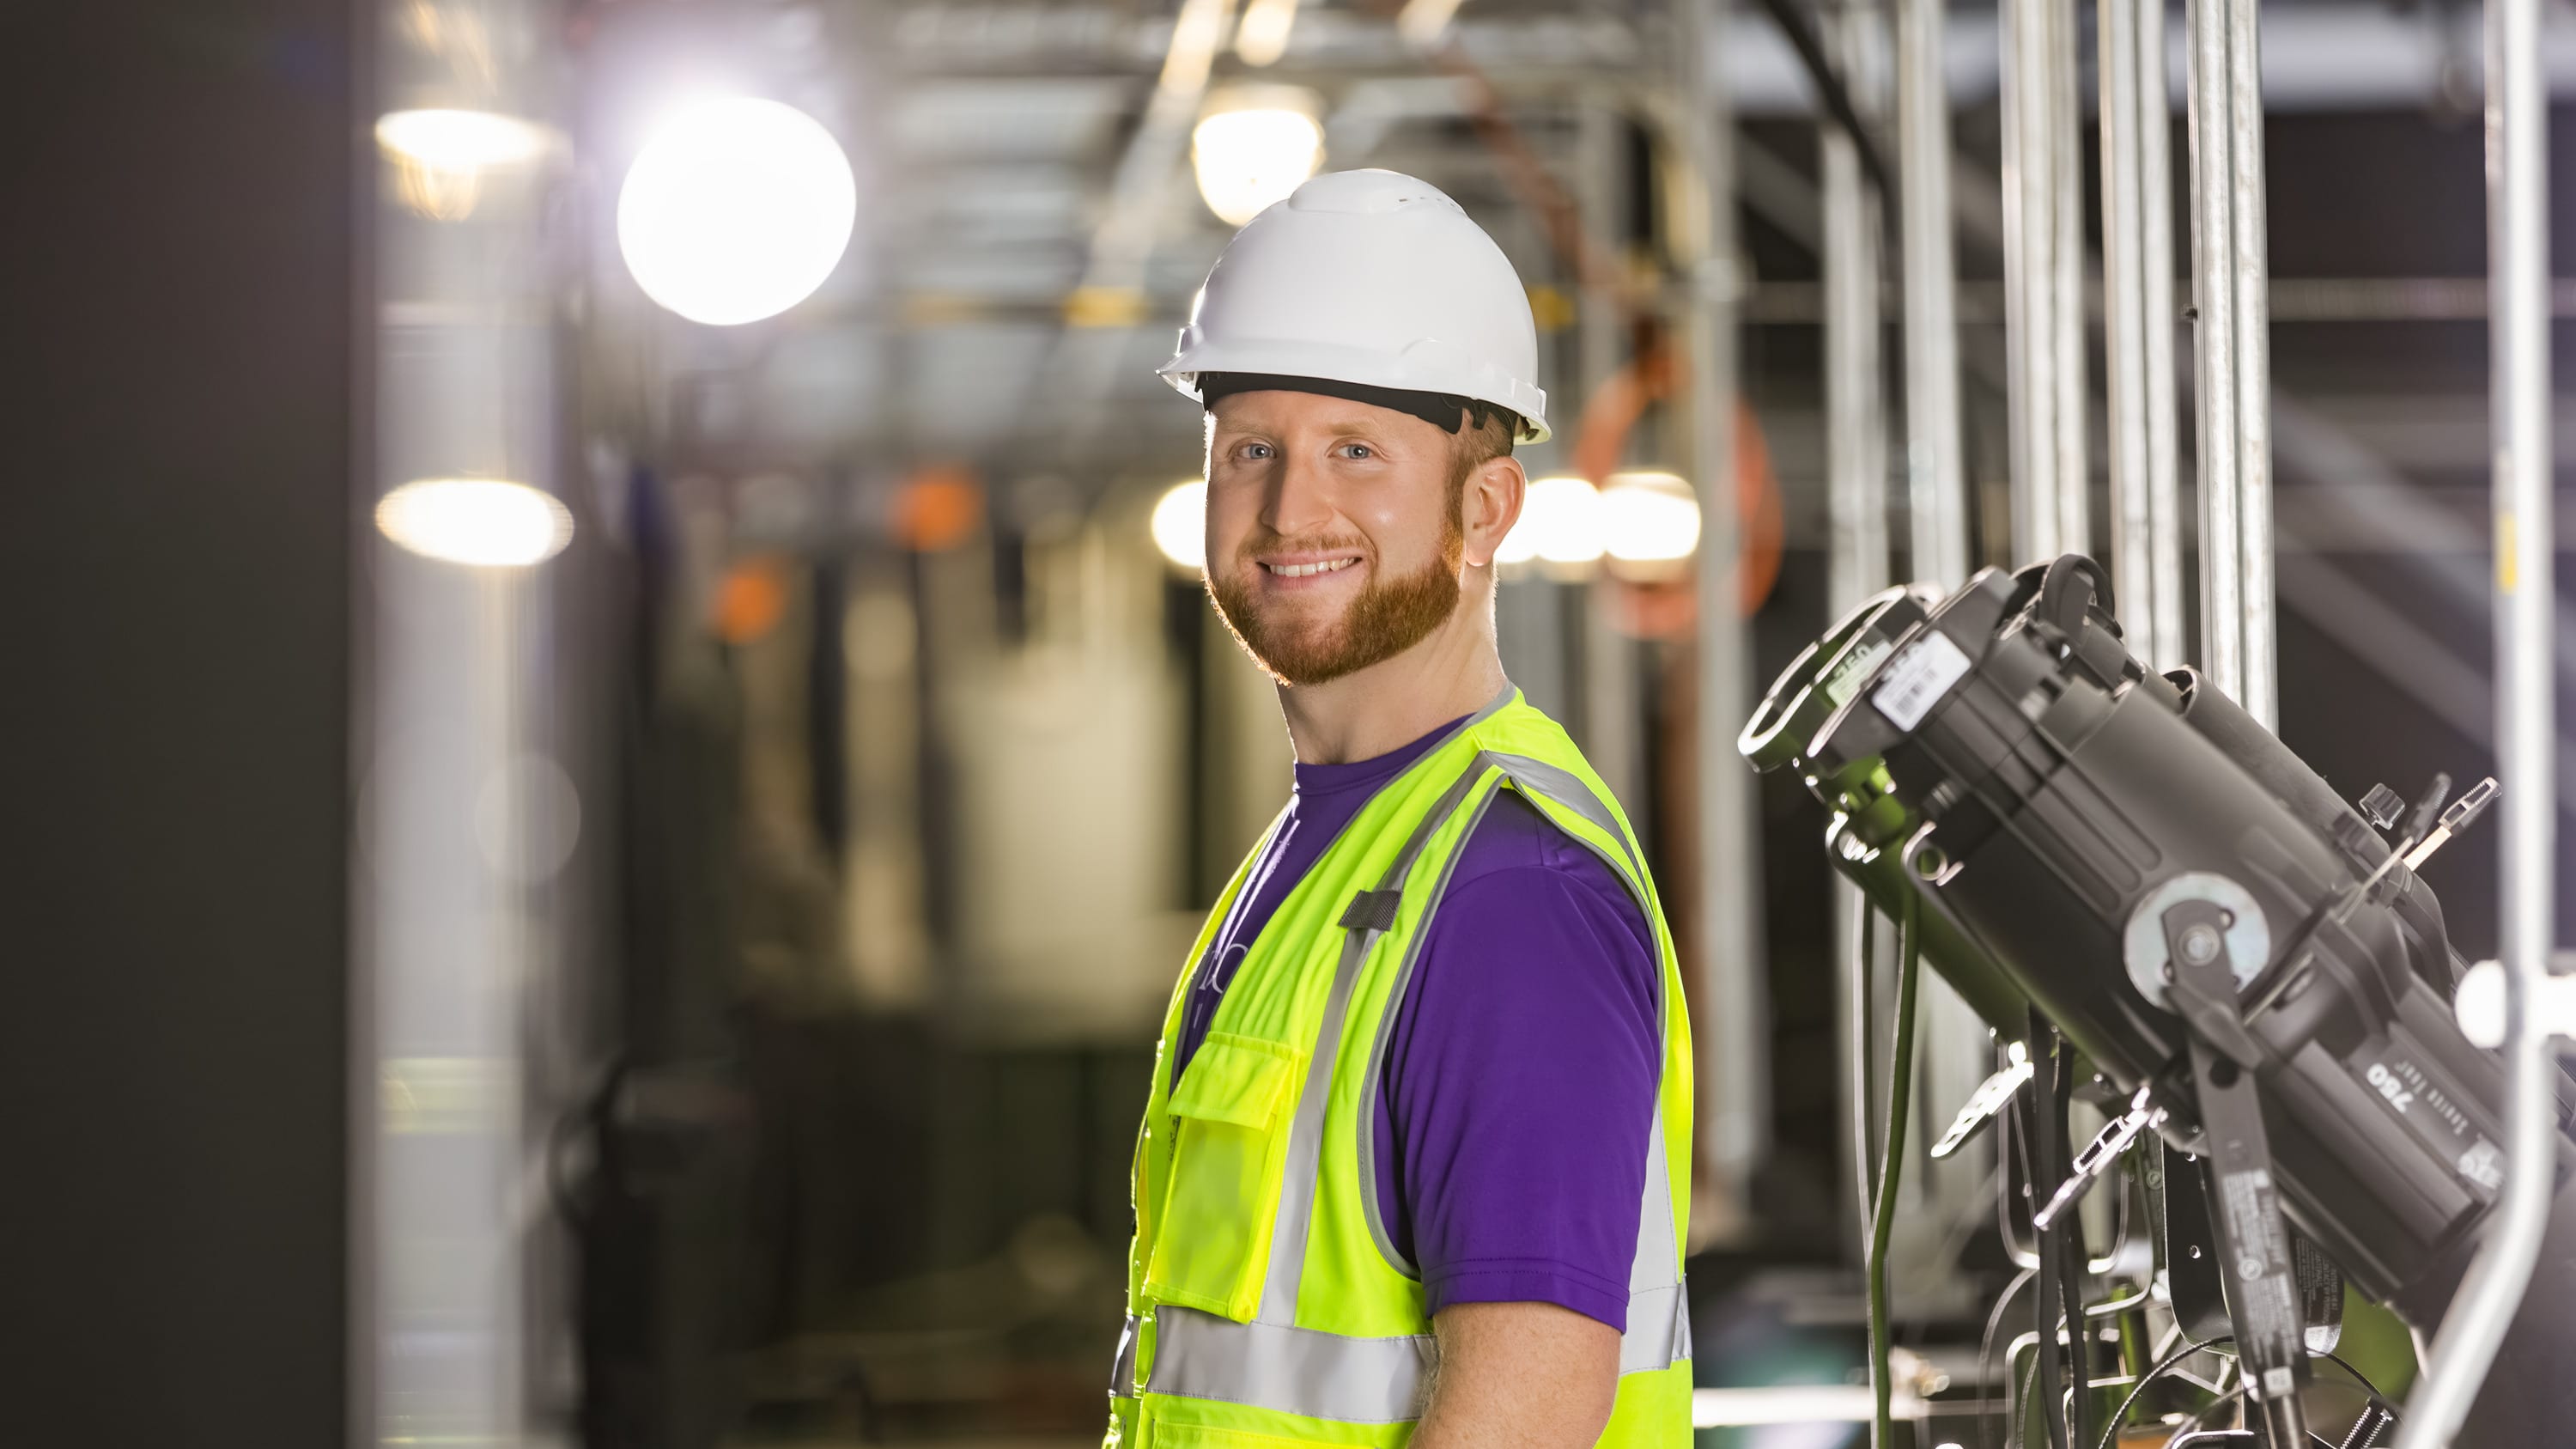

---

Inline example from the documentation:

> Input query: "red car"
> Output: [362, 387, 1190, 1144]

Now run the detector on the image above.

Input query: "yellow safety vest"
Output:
[1105, 692, 1695, 1448]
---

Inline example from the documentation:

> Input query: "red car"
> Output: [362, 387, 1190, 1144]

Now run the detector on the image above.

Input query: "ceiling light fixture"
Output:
[617, 97, 857, 326]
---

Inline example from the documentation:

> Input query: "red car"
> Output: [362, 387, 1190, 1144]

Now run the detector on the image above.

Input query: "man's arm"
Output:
[1410, 1300, 1620, 1449]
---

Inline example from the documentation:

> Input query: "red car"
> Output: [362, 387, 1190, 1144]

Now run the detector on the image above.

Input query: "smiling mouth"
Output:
[1262, 557, 1360, 578]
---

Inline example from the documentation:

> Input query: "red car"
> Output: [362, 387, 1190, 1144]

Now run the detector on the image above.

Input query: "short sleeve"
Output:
[1376, 821, 1663, 1332]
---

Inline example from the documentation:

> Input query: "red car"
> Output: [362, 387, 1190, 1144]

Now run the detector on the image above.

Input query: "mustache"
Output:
[1231, 529, 1371, 563]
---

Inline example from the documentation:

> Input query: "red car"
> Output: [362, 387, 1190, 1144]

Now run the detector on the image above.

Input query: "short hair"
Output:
[1449, 404, 1516, 489]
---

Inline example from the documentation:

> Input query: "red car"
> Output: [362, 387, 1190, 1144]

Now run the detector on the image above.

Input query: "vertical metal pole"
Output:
[2105, 0, 2184, 668]
[1823, 0, 1890, 1262]
[2047, 0, 2089, 561]
[1894, 0, 1993, 1244]
[2391, 0, 2556, 1435]
[2139, 0, 2184, 670]
[2002, 0, 2081, 563]
[2102, 0, 2154, 660]
[2225, 0, 2275, 726]
[1823, 19, 1888, 613]
[1577, 105, 1641, 823]
[2186, 0, 2242, 696]
[1677, 0, 1768, 1218]
[1898, 0, 1967, 590]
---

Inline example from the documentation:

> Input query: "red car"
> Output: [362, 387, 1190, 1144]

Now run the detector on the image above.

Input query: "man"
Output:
[1104, 170, 1692, 1449]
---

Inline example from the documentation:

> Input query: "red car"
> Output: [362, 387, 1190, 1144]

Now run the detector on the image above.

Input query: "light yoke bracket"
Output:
[2160, 895, 2313, 1449]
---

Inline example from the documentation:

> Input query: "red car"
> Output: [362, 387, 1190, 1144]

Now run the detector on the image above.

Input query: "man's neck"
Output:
[1276, 598, 1510, 765]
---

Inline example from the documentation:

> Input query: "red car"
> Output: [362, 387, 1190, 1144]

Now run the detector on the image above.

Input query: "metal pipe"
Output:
[2391, 0, 2557, 1432]
[1823, 0, 1891, 1263]
[2002, 0, 2081, 563]
[1675, 0, 1769, 1218]
[1822, 37, 1887, 612]
[1575, 103, 1639, 826]
[1896, 0, 1965, 588]
[2138, 0, 2184, 673]
[2226, 0, 2276, 726]
[2102, 0, 2154, 658]
[2046, 0, 2089, 561]
[2186, 0, 2243, 694]
[1894, 0, 1994, 1240]
[2101, 0, 2180, 667]
[2001, 0, 2048, 562]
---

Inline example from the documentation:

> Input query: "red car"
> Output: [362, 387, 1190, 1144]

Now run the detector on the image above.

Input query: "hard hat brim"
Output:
[1160, 337, 1550, 444]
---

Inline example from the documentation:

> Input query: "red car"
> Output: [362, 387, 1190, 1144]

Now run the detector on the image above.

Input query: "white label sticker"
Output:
[1871, 631, 1972, 731]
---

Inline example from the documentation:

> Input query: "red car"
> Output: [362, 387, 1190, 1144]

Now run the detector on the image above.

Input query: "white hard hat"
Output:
[1159, 168, 1551, 443]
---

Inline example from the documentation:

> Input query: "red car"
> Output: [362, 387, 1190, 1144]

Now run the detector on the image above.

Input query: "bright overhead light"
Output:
[1193, 87, 1324, 228]
[1496, 475, 1605, 568]
[375, 478, 574, 567]
[1601, 469, 1702, 565]
[1394, 0, 1467, 45]
[617, 97, 856, 326]
[1151, 480, 1208, 571]
[374, 108, 550, 170]
[1235, 0, 1301, 66]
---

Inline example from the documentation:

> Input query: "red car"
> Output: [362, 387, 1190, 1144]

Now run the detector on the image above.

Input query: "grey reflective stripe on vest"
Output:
[1117, 1294, 1686, 1424]
[1485, 751, 1644, 885]
[1619, 1284, 1695, 1373]
[1343, 750, 1692, 1377]
[1145, 1306, 1437, 1423]
[1351, 784, 1506, 1279]
[1109, 1312, 1141, 1398]
[1255, 761, 1493, 1326]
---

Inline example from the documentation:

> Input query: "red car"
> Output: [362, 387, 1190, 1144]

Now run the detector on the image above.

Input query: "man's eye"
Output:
[1240, 442, 1274, 460]
[1340, 443, 1374, 460]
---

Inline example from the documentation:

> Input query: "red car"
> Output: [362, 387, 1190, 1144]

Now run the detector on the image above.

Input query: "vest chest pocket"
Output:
[1145, 1032, 1300, 1321]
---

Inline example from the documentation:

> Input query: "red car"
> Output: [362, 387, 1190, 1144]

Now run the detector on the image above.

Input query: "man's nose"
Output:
[1259, 452, 1337, 538]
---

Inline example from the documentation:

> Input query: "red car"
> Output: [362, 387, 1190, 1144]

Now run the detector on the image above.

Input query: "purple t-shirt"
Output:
[1170, 718, 1662, 1331]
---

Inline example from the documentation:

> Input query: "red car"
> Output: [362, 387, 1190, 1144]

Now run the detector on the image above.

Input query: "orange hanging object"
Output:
[892, 465, 984, 552]
[714, 557, 790, 644]
[1567, 345, 1784, 629]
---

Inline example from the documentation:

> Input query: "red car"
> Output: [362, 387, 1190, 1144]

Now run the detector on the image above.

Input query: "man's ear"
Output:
[1461, 455, 1527, 569]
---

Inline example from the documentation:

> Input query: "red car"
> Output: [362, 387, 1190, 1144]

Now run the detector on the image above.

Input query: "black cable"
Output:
[1743, 0, 1897, 199]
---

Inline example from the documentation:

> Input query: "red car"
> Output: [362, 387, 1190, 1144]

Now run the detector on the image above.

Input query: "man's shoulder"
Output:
[1436, 789, 1653, 948]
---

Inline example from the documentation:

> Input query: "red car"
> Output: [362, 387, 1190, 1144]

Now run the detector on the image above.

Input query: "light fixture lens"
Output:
[617, 97, 857, 326]
[374, 108, 550, 169]
[376, 478, 574, 567]
[1151, 480, 1208, 571]
[1601, 470, 1702, 563]
[1497, 475, 1606, 567]
[1192, 96, 1324, 228]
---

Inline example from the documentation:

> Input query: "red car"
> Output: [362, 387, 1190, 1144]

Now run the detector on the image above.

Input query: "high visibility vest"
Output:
[1105, 693, 1694, 1449]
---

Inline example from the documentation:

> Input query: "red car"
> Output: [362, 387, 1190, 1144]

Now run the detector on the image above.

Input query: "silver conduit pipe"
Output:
[1896, 0, 1965, 591]
[1893, 0, 1996, 1262]
[2391, 0, 2559, 1434]
[1675, 0, 1770, 1219]
[2002, 0, 2087, 563]
[2099, 0, 2183, 668]
[2186, 0, 2275, 719]
[1822, 0, 1891, 1259]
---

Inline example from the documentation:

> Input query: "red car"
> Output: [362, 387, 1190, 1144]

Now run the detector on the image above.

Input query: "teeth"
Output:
[1267, 557, 1358, 578]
